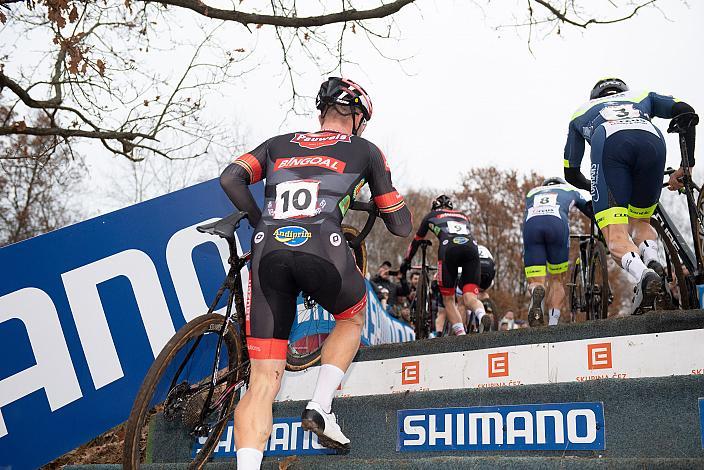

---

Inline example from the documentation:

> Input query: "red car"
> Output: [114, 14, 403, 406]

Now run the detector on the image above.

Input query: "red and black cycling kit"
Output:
[220, 130, 412, 360]
[406, 209, 480, 297]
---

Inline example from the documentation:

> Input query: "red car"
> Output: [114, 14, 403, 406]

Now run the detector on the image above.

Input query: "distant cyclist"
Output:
[563, 77, 698, 314]
[219, 77, 412, 469]
[477, 244, 497, 330]
[401, 195, 489, 335]
[523, 177, 593, 326]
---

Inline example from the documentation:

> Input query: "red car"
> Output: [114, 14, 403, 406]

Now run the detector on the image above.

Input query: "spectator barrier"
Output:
[0, 179, 411, 470]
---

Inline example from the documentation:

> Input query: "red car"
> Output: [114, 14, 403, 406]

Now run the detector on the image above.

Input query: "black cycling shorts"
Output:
[479, 258, 495, 291]
[246, 222, 366, 360]
[437, 242, 481, 297]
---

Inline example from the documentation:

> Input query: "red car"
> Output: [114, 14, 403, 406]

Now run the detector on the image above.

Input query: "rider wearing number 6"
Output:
[401, 195, 488, 335]
[219, 77, 412, 469]
[563, 77, 698, 314]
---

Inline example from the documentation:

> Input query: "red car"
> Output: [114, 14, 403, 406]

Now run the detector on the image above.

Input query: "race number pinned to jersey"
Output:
[534, 193, 558, 208]
[274, 179, 319, 219]
[599, 104, 641, 121]
[446, 220, 470, 235]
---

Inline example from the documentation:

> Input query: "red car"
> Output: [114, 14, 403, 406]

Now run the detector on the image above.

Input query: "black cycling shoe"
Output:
[479, 314, 493, 333]
[528, 285, 545, 327]
[629, 269, 661, 315]
[647, 260, 665, 278]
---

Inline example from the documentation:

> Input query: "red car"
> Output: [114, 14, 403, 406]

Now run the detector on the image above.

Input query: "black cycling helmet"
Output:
[432, 194, 453, 210]
[543, 176, 567, 186]
[316, 77, 373, 135]
[590, 78, 629, 100]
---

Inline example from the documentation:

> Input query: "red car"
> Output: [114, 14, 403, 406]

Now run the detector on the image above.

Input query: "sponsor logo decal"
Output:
[397, 402, 605, 451]
[329, 233, 342, 247]
[338, 195, 351, 216]
[353, 179, 366, 199]
[442, 240, 448, 245]
[273, 226, 311, 247]
[590, 164, 599, 202]
[402, 361, 420, 385]
[453, 236, 469, 245]
[274, 156, 347, 173]
[253, 231, 264, 244]
[488, 352, 509, 378]
[587, 343, 612, 370]
[290, 132, 351, 150]
[193, 417, 334, 458]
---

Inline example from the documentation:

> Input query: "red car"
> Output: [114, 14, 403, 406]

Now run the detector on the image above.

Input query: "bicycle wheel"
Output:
[414, 272, 430, 339]
[651, 217, 691, 309]
[285, 226, 365, 372]
[587, 241, 610, 321]
[568, 257, 584, 322]
[123, 314, 245, 469]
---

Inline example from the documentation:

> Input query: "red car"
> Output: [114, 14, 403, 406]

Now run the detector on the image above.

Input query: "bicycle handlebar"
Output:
[347, 200, 379, 250]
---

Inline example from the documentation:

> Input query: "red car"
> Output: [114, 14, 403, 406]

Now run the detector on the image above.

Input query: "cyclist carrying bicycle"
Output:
[401, 195, 488, 335]
[563, 78, 698, 314]
[219, 77, 412, 469]
[523, 177, 593, 326]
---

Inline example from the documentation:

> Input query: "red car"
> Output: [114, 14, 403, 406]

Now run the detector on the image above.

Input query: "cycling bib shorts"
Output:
[523, 215, 570, 278]
[437, 243, 481, 296]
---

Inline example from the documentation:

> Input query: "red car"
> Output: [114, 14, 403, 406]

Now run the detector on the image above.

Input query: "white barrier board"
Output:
[275, 328, 704, 402]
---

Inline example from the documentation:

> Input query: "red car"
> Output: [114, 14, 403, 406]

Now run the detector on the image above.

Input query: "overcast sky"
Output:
[76, 0, 704, 209]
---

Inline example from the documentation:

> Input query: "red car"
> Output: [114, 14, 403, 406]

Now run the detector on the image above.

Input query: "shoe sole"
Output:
[641, 275, 661, 309]
[301, 416, 351, 454]
[528, 286, 545, 327]
[479, 316, 492, 333]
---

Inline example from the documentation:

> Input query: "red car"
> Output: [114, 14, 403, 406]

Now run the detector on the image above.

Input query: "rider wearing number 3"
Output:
[220, 77, 412, 469]
[401, 195, 489, 335]
[563, 78, 698, 314]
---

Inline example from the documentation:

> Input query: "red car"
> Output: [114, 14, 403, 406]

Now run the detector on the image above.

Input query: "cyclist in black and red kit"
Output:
[401, 195, 489, 335]
[219, 77, 411, 469]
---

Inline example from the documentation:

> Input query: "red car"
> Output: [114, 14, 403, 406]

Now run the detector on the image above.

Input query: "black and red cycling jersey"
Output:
[220, 130, 412, 360]
[406, 209, 480, 297]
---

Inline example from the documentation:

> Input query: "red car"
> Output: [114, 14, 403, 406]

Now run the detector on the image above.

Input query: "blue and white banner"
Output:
[289, 280, 415, 346]
[192, 417, 335, 459]
[699, 398, 704, 449]
[397, 402, 605, 452]
[0, 179, 257, 470]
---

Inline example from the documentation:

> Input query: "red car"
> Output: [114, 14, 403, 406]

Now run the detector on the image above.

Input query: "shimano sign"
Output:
[0, 179, 259, 470]
[397, 402, 605, 452]
[192, 417, 335, 458]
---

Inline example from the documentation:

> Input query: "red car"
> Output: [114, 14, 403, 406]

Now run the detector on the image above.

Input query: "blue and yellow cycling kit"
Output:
[564, 90, 685, 228]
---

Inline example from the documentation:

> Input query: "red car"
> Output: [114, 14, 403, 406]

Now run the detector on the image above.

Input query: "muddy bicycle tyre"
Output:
[123, 314, 243, 470]
[651, 217, 692, 309]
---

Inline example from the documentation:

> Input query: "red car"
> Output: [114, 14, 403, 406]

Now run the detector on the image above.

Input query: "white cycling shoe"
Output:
[301, 401, 351, 453]
[628, 268, 661, 315]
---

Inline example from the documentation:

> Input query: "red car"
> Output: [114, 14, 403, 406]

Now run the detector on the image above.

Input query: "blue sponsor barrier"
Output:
[699, 398, 704, 449]
[192, 417, 335, 459]
[0, 177, 411, 469]
[397, 402, 605, 452]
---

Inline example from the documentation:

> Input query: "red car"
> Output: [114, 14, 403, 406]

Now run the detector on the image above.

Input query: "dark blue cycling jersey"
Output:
[564, 90, 680, 170]
[523, 184, 590, 278]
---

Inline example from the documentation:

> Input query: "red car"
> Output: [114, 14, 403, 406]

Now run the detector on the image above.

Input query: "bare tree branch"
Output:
[145, 0, 415, 27]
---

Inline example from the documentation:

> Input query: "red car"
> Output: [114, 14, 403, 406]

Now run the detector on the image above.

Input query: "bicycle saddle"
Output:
[196, 212, 248, 243]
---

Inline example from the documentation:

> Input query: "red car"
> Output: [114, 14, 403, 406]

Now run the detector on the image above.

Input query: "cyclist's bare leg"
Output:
[435, 308, 446, 332]
[320, 310, 364, 371]
[528, 276, 546, 293]
[233, 358, 286, 453]
[442, 295, 466, 335]
[546, 272, 566, 325]
[602, 223, 652, 280]
[462, 291, 492, 332]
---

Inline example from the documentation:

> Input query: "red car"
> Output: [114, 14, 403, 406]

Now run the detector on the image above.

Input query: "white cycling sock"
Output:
[639, 240, 659, 267]
[548, 308, 561, 326]
[452, 322, 466, 335]
[474, 308, 486, 322]
[236, 448, 263, 470]
[622, 252, 646, 282]
[311, 364, 345, 413]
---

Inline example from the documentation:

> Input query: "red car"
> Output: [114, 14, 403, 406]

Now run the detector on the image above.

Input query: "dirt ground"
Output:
[41, 425, 124, 469]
